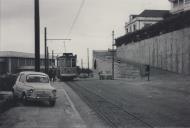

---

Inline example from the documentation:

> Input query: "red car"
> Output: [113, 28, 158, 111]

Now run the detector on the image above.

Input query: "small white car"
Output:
[12, 71, 57, 106]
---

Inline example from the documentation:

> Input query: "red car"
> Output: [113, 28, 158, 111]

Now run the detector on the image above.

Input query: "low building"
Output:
[125, 10, 169, 34]
[169, 0, 190, 14]
[0, 51, 55, 74]
[92, 50, 119, 78]
[93, 50, 113, 73]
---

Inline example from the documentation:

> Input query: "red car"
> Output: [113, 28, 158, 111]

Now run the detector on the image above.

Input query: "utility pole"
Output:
[81, 59, 83, 69]
[44, 27, 71, 73]
[44, 27, 48, 73]
[112, 30, 115, 80]
[34, 0, 40, 72]
[87, 48, 90, 77]
[64, 41, 66, 53]
[52, 50, 54, 68]
[47, 47, 49, 71]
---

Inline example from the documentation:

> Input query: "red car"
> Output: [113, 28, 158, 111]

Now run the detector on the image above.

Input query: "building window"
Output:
[144, 23, 152, 28]
[31, 59, 34, 66]
[72, 59, 76, 67]
[17, 58, 20, 66]
[126, 28, 128, 33]
[20, 59, 25, 66]
[26, 58, 31, 66]
[133, 24, 136, 31]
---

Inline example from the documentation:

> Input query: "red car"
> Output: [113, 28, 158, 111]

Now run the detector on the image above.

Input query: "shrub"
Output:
[0, 74, 17, 91]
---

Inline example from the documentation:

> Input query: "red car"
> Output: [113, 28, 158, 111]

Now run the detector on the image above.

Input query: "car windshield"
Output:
[26, 75, 49, 83]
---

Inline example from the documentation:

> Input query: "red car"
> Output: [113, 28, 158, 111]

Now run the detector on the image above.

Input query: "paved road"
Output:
[67, 78, 190, 128]
[1, 78, 190, 128]
[0, 82, 88, 128]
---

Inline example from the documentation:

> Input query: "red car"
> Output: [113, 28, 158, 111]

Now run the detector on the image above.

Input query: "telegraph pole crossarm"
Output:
[44, 27, 72, 74]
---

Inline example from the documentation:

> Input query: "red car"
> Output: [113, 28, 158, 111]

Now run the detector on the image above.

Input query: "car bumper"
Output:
[26, 96, 57, 101]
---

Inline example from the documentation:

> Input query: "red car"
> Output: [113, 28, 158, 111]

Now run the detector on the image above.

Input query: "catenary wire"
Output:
[66, 0, 86, 38]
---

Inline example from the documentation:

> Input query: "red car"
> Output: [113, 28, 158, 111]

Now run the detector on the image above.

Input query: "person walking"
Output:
[48, 69, 53, 82]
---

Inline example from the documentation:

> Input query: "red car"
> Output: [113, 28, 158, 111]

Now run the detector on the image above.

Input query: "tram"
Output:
[57, 53, 78, 81]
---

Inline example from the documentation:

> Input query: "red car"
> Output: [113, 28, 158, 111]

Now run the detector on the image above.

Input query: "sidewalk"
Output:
[93, 68, 190, 95]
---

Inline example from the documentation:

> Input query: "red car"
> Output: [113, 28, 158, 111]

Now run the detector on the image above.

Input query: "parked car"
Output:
[79, 73, 89, 78]
[12, 71, 57, 106]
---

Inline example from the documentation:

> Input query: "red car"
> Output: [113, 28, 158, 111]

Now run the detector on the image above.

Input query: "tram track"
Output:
[66, 81, 154, 128]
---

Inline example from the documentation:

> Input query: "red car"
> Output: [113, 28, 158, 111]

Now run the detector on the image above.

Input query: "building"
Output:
[116, 8, 190, 75]
[169, 0, 190, 14]
[0, 51, 55, 74]
[93, 50, 113, 73]
[125, 10, 169, 34]
[92, 50, 119, 77]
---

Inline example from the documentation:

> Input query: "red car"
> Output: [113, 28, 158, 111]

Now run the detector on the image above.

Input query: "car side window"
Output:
[19, 74, 26, 83]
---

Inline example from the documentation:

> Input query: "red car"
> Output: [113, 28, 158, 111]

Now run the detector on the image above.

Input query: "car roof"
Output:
[19, 71, 48, 76]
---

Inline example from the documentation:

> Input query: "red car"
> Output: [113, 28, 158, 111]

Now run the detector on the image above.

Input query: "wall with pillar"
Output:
[117, 27, 190, 75]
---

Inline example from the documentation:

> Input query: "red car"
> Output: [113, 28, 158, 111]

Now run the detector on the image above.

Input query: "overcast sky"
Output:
[0, 0, 170, 67]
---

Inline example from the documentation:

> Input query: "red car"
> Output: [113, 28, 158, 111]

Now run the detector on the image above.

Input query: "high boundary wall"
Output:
[117, 27, 190, 75]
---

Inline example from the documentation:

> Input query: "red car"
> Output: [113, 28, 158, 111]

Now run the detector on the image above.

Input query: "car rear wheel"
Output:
[49, 100, 56, 106]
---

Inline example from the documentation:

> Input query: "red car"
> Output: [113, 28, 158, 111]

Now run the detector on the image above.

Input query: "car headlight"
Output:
[27, 89, 33, 94]
[52, 90, 56, 95]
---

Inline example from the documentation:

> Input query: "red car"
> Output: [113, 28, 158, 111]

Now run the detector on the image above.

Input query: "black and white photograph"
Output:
[0, 0, 190, 127]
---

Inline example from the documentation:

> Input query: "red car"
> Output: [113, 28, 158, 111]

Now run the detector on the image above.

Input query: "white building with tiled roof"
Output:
[169, 0, 190, 14]
[125, 10, 169, 34]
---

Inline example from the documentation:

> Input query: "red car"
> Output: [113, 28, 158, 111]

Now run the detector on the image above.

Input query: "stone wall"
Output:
[117, 27, 190, 75]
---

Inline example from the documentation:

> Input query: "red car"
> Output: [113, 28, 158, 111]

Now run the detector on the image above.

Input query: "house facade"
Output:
[169, 0, 190, 14]
[125, 10, 169, 34]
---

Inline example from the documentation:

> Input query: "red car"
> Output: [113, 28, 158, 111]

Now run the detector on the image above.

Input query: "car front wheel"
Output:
[22, 93, 28, 105]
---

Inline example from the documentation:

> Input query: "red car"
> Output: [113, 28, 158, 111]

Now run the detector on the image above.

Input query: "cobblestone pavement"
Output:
[66, 76, 190, 128]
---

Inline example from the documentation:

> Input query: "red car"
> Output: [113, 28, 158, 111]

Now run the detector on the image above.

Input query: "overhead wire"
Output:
[66, 0, 86, 38]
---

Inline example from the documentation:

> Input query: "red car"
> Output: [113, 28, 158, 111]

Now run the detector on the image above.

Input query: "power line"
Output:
[67, 0, 86, 37]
